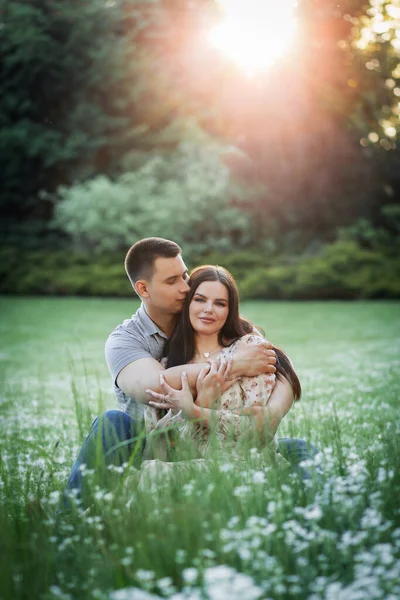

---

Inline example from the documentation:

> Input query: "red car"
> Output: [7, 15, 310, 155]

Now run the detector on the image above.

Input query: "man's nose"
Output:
[181, 279, 190, 293]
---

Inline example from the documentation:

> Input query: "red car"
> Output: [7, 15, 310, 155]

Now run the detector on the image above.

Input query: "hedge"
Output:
[1, 241, 399, 299]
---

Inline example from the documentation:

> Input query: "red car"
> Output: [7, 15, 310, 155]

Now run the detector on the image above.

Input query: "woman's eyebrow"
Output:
[194, 293, 228, 302]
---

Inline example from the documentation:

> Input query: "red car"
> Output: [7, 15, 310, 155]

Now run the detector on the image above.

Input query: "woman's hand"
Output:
[195, 356, 235, 409]
[146, 372, 196, 419]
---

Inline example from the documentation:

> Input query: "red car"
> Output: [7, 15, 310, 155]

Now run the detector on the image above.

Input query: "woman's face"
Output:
[189, 280, 229, 336]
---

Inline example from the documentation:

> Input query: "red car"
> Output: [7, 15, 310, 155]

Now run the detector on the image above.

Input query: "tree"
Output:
[0, 0, 211, 226]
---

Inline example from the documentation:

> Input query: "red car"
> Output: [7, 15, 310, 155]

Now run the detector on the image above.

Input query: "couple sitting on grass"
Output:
[64, 237, 320, 504]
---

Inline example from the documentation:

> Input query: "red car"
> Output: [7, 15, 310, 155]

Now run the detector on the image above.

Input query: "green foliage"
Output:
[2, 236, 399, 299]
[2, 0, 400, 272]
[192, 249, 274, 283]
[338, 203, 400, 256]
[0, 247, 131, 296]
[0, 0, 201, 220]
[1, 0, 121, 214]
[239, 240, 400, 300]
[52, 142, 253, 260]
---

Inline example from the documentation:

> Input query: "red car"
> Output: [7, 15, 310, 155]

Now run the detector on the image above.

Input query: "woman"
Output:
[143, 266, 301, 465]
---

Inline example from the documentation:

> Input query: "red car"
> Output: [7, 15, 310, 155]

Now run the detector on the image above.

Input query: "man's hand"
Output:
[195, 357, 237, 409]
[226, 336, 276, 379]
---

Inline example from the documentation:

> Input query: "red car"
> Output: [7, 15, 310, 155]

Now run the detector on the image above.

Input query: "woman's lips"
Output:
[199, 317, 215, 323]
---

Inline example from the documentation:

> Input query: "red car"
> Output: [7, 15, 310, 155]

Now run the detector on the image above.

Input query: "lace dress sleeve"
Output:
[207, 336, 278, 451]
[220, 335, 276, 411]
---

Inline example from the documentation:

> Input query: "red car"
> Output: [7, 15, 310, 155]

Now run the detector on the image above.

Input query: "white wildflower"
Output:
[233, 485, 250, 497]
[110, 589, 161, 600]
[252, 471, 266, 484]
[48, 490, 61, 505]
[182, 568, 198, 584]
[219, 462, 233, 473]
[304, 505, 322, 521]
[203, 565, 263, 600]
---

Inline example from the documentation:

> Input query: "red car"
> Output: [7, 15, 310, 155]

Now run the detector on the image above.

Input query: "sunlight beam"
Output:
[208, 0, 298, 74]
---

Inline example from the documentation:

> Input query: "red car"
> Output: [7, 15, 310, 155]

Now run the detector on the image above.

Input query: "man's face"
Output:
[144, 255, 190, 314]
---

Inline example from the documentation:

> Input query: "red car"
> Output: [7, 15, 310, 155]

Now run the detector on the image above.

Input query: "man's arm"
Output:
[116, 334, 277, 406]
[226, 335, 276, 379]
[117, 359, 211, 405]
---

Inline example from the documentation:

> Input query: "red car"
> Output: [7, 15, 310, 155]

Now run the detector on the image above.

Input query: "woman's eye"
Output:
[194, 297, 204, 302]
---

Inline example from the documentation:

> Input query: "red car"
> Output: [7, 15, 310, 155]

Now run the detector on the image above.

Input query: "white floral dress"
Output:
[133, 335, 289, 488]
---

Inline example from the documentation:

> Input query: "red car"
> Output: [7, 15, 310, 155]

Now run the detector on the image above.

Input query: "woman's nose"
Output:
[203, 302, 213, 313]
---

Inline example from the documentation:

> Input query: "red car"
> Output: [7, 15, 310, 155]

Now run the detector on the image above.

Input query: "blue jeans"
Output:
[63, 410, 322, 505]
[276, 436, 322, 480]
[63, 410, 145, 507]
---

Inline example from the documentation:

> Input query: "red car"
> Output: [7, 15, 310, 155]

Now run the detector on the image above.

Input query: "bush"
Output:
[52, 142, 253, 262]
[190, 250, 275, 283]
[239, 240, 400, 300]
[1, 239, 399, 299]
[0, 248, 131, 296]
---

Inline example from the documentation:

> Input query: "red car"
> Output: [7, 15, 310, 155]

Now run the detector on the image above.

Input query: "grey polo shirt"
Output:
[105, 304, 169, 420]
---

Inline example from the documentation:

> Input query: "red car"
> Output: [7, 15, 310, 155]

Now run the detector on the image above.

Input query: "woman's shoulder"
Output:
[221, 332, 265, 355]
[234, 332, 265, 345]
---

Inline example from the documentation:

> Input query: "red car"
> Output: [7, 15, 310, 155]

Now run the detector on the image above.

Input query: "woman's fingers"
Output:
[181, 371, 190, 392]
[181, 372, 194, 404]
[160, 373, 176, 394]
[146, 389, 166, 401]
[204, 360, 218, 383]
[197, 367, 207, 383]
[224, 358, 233, 379]
[218, 356, 229, 378]
[217, 355, 225, 374]
[208, 360, 218, 374]
[149, 400, 171, 409]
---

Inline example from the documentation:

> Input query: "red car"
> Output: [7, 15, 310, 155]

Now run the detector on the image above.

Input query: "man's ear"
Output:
[135, 279, 149, 298]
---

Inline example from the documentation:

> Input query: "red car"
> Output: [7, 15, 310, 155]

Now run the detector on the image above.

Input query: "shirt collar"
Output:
[136, 303, 169, 340]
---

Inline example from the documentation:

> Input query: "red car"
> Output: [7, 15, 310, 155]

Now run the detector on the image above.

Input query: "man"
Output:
[64, 238, 319, 503]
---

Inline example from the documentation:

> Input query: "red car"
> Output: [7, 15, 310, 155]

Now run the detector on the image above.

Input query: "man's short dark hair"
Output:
[125, 237, 182, 288]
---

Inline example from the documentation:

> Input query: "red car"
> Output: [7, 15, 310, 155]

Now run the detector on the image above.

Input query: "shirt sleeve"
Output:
[105, 326, 153, 385]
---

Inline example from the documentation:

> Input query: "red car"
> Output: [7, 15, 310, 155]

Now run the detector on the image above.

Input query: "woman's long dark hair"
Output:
[165, 265, 301, 401]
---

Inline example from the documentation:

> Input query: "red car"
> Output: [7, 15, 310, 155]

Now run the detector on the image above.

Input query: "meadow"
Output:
[0, 297, 399, 600]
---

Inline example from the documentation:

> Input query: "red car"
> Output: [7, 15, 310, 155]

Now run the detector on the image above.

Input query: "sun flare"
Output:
[208, 0, 298, 73]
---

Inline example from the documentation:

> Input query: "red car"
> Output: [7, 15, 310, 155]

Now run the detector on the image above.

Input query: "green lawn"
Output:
[0, 297, 399, 600]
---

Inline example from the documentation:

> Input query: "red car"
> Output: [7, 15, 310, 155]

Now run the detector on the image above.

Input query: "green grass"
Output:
[1, 297, 400, 600]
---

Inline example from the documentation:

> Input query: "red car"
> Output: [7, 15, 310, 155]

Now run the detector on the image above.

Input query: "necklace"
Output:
[195, 345, 222, 359]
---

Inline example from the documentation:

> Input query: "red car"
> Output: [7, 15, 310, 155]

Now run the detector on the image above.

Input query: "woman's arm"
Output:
[146, 368, 295, 443]
[261, 377, 295, 434]
[193, 376, 294, 440]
